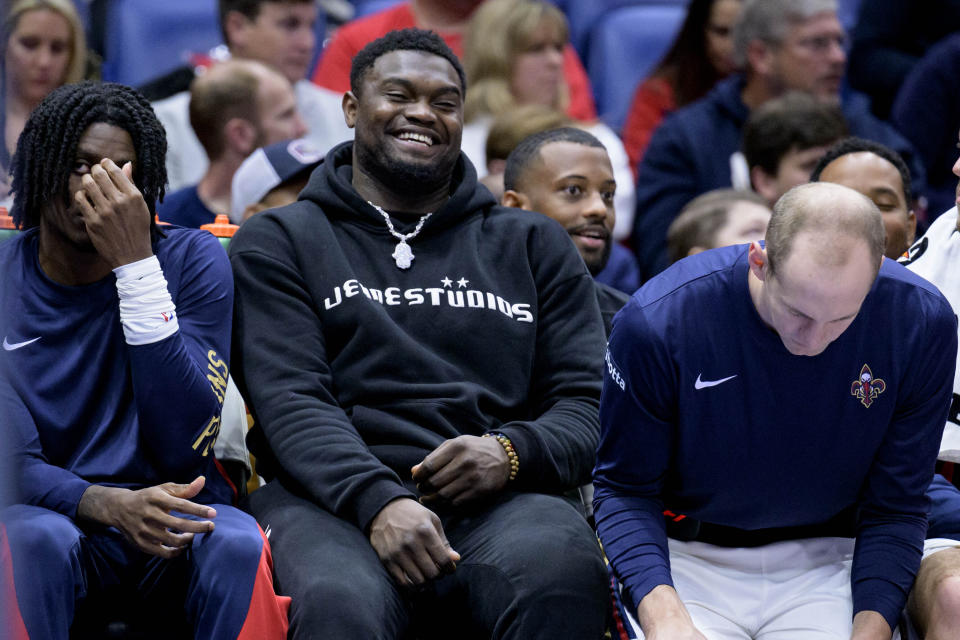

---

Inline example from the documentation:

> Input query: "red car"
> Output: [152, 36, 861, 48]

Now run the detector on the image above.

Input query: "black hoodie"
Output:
[230, 142, 605, 532]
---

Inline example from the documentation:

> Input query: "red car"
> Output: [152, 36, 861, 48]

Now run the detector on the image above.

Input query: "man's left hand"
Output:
[412, 435, 510, 507]
[75, 159, 153, 268]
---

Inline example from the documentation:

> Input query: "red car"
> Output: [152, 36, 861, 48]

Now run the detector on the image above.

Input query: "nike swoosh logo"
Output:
[3, 336, 41, 351]
[694, 373, 738, 389]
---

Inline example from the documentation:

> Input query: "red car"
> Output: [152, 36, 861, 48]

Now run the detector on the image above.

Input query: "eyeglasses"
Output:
[793, 34, 848, 54]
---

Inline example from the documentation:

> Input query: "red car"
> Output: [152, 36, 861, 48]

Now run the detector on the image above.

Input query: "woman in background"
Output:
[621, 0, 742, 173]
[461, 0, 636, 241]
[2, 0, 87, 204]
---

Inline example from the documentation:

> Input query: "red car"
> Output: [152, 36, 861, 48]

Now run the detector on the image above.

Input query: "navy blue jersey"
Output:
[595, 244, 957, 628]
[157, 185, 217, 229]
[0, 227, 235, 516]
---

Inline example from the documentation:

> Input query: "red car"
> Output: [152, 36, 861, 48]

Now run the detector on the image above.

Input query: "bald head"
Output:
[749, 182, 882, 357]
[765, 182, 885, 277]
[189, 59, 295, 160]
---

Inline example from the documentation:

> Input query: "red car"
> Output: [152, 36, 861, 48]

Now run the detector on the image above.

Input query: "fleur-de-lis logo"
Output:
[851, 364, 886, 408]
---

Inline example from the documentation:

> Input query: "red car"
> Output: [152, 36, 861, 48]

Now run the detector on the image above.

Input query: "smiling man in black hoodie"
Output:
[230, 28, 610, 639]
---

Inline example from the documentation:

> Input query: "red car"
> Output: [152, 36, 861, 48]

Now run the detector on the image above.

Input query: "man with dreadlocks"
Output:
[0, 82, 289, 639]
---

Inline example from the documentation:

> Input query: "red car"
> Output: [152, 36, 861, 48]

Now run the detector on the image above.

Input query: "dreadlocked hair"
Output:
[10, 81, 168, 232]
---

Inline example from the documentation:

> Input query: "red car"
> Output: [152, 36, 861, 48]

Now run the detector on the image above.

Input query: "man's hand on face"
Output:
[77, 476, 217, 559]
[411, 435, 510, 507]
[75, 159, 153, 268]
[368, 497, 460, 588]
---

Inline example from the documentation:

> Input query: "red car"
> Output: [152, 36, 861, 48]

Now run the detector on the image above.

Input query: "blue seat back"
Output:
[837, 0, 864, 33]
[585, 3, 686, 131]
[564, 0, 689, 61]
[350, 0, 404, 19]
[102, 0, 223, 87]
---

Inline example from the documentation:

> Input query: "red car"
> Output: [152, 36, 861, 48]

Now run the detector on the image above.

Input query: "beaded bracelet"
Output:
[484, 432, 519, 481]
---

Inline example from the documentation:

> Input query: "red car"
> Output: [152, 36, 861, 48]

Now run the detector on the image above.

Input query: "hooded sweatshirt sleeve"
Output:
[494, 219, 606, 492]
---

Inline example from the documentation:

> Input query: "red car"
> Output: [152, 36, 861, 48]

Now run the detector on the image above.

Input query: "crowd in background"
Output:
[5, 0, 960, 638]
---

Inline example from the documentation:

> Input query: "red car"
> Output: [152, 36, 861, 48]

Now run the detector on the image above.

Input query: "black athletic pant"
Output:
[245, 481, 610, 639]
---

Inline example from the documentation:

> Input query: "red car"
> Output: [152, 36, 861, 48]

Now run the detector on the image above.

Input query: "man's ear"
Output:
[746, 39, 775, 78]
[224, 118, 257, 156]
[501, 189, 530, 210]
[750, 165, 780, 207]
[223, 11, 250, 52]
[747, 241, 769, 282]
[906, 209, 917, 247]
[343, 91, 359, 128]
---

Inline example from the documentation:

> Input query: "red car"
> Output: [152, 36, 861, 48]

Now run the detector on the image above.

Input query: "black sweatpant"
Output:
[245, 481, 610, 639]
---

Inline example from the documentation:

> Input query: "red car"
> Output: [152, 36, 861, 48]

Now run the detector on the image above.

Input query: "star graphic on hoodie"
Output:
[441, 277, 453, 288]
[457, 278, 469, 288]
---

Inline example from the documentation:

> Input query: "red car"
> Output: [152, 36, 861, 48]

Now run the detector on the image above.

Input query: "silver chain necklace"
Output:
[368, 201, 433, 270]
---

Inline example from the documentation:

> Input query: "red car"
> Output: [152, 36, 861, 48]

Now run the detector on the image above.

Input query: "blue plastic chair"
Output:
[565, 0, 689, 62]
[101, 0, 223, 87]
[837, 0, 864, 33]
[585, 3, 687, 132]
[71, 0, 92, 38]
[350, 0, 404, 19]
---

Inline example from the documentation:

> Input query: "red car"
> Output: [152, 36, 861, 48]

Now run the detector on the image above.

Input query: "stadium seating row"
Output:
[77, 0, 864, 138]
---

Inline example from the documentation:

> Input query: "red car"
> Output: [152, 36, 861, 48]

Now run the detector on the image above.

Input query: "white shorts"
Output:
[922, 537, 960, 559]
[615, 537, 956, 640]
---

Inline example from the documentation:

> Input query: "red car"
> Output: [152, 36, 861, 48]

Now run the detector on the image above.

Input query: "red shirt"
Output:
[621, 75, 676, 178]
[312, 3, 597, 121]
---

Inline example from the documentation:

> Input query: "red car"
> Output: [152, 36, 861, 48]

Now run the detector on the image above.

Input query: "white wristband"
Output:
[114, 255, 179, 345]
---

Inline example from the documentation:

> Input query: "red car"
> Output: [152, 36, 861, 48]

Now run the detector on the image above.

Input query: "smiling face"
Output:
[505, 140, 616, 275]
[344, 49, 464, 196]
[5, 8, 73, 106]
[818, 152, 915, 259]
[42, 122, 136, 250]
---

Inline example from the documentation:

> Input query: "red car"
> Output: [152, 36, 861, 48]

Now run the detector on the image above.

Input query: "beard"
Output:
[584, 240, 612, 276]
[354, 138, 459, 195]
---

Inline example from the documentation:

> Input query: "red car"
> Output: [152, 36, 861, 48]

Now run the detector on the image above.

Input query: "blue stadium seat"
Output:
[585, 3, 686, 132]
[837, 0, 863, 33]
[350, 0, 404, 19]
[564, 0, 689, 62]
[101, 0, 223, 88]
[71, 0, 91, 38]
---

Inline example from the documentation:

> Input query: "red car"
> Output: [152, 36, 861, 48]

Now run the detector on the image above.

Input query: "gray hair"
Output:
[733, 0, 838, 67]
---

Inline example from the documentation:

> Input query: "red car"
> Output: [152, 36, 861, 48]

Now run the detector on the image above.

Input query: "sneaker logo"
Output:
[694, 373, 737, 389]
[2, 336, 41, 351]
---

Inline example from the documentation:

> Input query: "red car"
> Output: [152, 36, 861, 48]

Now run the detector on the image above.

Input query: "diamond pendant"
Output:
[392, 240, 414, 269]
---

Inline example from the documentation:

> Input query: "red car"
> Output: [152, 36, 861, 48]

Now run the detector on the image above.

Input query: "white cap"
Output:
[229, 137, 324, 222]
